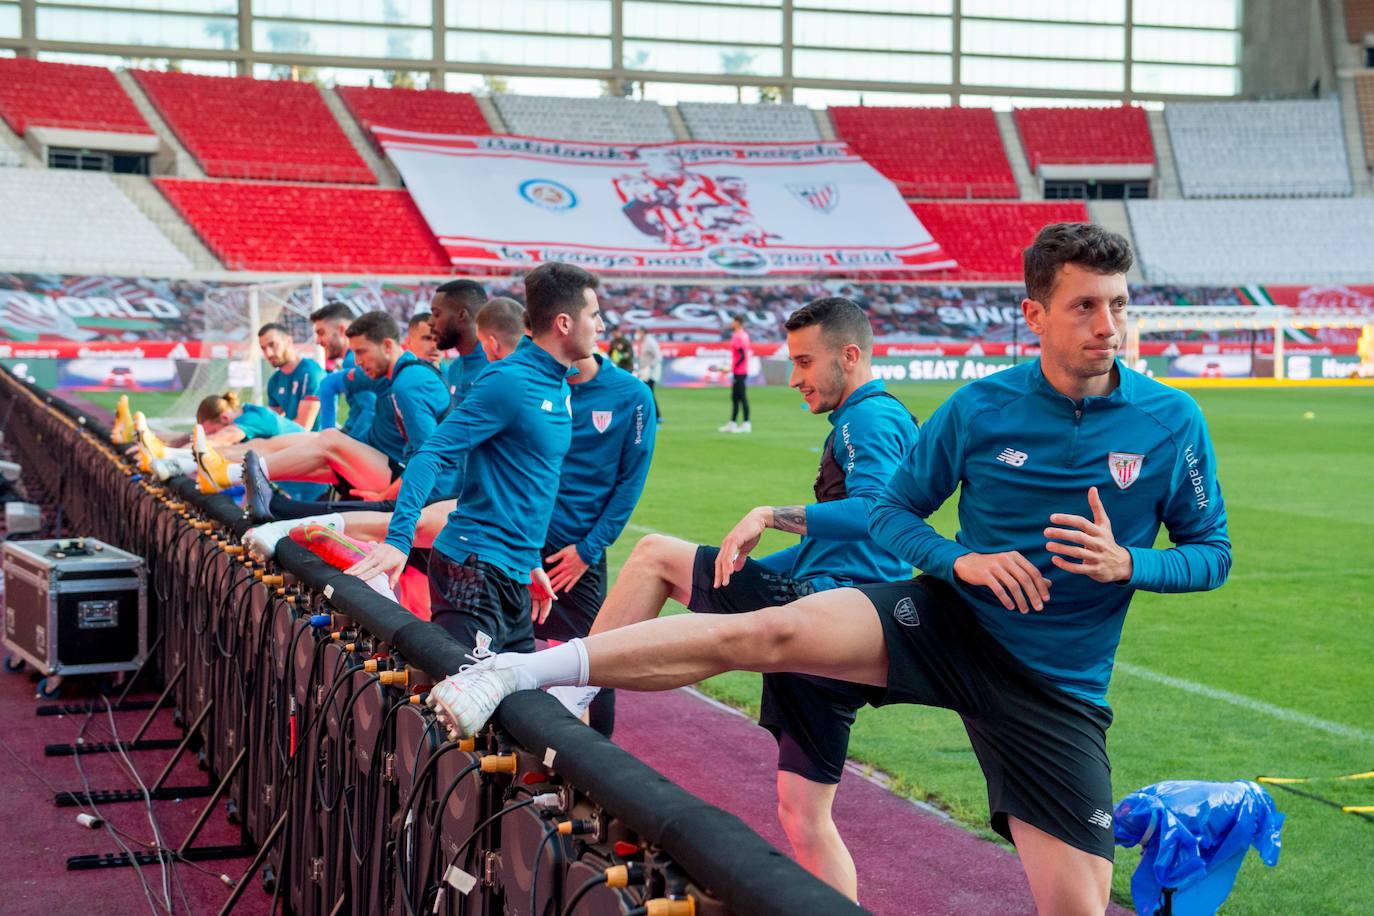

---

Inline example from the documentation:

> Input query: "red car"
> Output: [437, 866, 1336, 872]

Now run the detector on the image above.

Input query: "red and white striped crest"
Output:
[1108, 452, 1144, 490]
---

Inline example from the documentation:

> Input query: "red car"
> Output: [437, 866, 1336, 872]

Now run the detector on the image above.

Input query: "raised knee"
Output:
[729, 609, 798, 669]
[628, 533, 676, 575]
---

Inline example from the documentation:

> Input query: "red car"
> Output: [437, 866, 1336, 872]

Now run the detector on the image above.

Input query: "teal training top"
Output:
[265, 357, 326, 430]
[386, 337, 573, 579]
[870, 359, 1231, 704]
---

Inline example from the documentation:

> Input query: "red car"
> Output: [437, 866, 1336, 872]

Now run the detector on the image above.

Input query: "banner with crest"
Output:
[373, 128, 956, 277]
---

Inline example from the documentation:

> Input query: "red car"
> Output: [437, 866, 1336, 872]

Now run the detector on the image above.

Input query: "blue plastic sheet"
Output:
[1114, 779, 1284, 916]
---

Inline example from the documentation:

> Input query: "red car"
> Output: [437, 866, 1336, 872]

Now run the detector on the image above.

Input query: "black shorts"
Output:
[688, 547, 868, 784]
[534, 542, 607, 643]
[855, 576, 1116, 860]
[427, 550, 533, 658]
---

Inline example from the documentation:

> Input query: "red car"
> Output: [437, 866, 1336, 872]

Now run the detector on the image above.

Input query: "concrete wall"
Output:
[1242, 0, 1338, 98]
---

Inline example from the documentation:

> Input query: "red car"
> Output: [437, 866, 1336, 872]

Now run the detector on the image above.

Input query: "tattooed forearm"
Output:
[769, 506, 808, 535]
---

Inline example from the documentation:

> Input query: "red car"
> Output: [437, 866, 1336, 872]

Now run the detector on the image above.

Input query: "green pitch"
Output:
[89, 382, 1374, 912]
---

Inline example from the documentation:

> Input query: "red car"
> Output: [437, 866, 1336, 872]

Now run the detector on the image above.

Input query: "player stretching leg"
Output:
[569, 296, 917, 895]
[424, 224, 1232, 914]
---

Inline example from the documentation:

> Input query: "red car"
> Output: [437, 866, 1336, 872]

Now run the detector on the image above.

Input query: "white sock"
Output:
[500, 638, 589, 691]
[171, 456, 197, 474]
[227, 464, 243, 484]
[164, 447, 192, 460]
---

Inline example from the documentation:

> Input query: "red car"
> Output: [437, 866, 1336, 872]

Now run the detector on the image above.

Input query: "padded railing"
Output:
[0, 367, 863, 916]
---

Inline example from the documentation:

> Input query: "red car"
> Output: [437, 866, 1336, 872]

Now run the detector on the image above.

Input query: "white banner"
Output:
[375, 128, 957, 276]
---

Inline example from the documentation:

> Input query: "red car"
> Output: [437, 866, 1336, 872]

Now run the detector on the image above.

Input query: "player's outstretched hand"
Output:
[1045, 486, 1133, 584]
[715, 507, 769, 588]
[953, 550, 1051, 614]
[529, 567, 554, 624]
[544, 544, 589, 594]
[344, 542, 408, 588]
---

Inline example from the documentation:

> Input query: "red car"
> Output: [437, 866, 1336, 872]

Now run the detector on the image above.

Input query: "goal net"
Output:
[160, 275, 324, 429]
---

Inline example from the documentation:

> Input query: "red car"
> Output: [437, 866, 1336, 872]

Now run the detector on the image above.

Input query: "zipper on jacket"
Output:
[1066, 403, 1083, 467]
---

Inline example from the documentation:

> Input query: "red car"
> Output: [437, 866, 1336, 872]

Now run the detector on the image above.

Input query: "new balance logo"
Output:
[996, 448, 1028, 467]
[1087, 809, 1113, 830]
[540, 400, 553, 412]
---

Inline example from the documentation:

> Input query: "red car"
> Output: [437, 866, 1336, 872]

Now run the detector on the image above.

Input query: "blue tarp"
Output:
[1114, 779, 1284, 916]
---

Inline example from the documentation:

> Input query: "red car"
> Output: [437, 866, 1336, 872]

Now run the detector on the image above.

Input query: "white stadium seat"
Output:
[0, 149, 22, 168]
[0, 169, 192, 274]
[493, 94, 676, 143]
[678, 102, 820, 142]
[1127, 198, 1374, 284]
[1164, 99, 1352, 198]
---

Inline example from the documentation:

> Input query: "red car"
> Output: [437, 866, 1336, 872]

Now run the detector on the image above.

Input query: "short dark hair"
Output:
[310, 301, 353, 324]
[345, 310, 400, 344]
[784, 297, 874, 354]
[1023, 223, 1133, 306]
[257, 322, 289, 337]
[524, 262, 600, 336]
[435, 278, 487, 309]
[476, 297, 527, 345]
[407, 311, 433, 331]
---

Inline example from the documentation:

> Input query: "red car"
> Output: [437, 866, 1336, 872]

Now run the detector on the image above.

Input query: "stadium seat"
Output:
[493, 94, 676, 143]
[0, 149, 22, 168]
[1356, 74, 1374, 174]
[337, 85, 493, 139]
[829, 106, 1018, 198]
[0, 57, 151, 136]
[155, 178, 450, 273]
[1127, 198, 1374, 283]
[1164, 99, 1352, 198]
[1346, 0, 1374, 41]
[678, 102, 820, 142]
[133, 71, 375, 184]
[0, 169, 190, 274]
[1013, 106, 1155, 172]
[910, 201, 1089, 280]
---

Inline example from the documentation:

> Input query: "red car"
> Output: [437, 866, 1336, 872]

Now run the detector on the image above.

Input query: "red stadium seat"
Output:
[1013, 107, 1155, 172]
[337, 85, 492, 139]
[0, 58, 151, 136]
[829, 106, 1018, 199]
[912, 201, 1090, 281]
[134, 71, 375, 184]
[156, 178, 450, 273]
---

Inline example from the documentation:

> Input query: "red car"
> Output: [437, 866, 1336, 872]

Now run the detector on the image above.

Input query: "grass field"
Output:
[90, 382, 1374, 913]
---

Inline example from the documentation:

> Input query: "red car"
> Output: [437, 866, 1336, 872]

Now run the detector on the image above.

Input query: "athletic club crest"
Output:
[592, 410, 613, 433]
[787, 182, 838, 214]
[1108, 452, 1145, 490]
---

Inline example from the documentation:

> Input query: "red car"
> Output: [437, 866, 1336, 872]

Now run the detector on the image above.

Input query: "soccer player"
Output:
[309, 301, 376, 438]
[634, 326, 663, 422]
[199, 311, 451, 499]
[345, 262, 604, 658]
[258, 322, 326, 431]
[559, 296, 916, 886]
[423, 224, 1232, 914]
[538, 344, 657, 736]
[405, 312, 441, 365]
[430, 278, 490, 405]
[719, 313, 752, 433]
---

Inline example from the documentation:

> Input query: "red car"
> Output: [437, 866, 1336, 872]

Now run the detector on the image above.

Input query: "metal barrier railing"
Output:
[0, 367, 864, 916]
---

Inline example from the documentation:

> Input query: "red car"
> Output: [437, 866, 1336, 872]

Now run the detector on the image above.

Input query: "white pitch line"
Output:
[1114, 662, 1374, 744]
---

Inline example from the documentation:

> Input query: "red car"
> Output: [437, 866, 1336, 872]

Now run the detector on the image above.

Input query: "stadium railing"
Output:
[0, 365, 865, 916]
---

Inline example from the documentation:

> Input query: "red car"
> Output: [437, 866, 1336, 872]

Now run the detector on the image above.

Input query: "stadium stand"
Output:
[829, 106, 1018, 198]
[1127, 198, 1374, 283]
[0, 169, 190, 274]
[0, 149, 21, 168]
[1357, 74, 1374, 169]
[494, 93, 677, 142]
[0, 57, 151, 136]
[337, 85, 493, 139]
[1164, 99, 1352, 198]
[1013, 106, 1155, 171]
[678, 102, 820, 142]
[132, 71, 375, 183]
[155, 178, 450, 273]
[1346, 0, 1374, 42]
[910, 201, 1090, 280]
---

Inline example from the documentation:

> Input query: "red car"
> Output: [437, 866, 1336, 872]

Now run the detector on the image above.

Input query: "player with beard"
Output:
[346, 263, 606, 658]
[430, 278, 489, 405]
